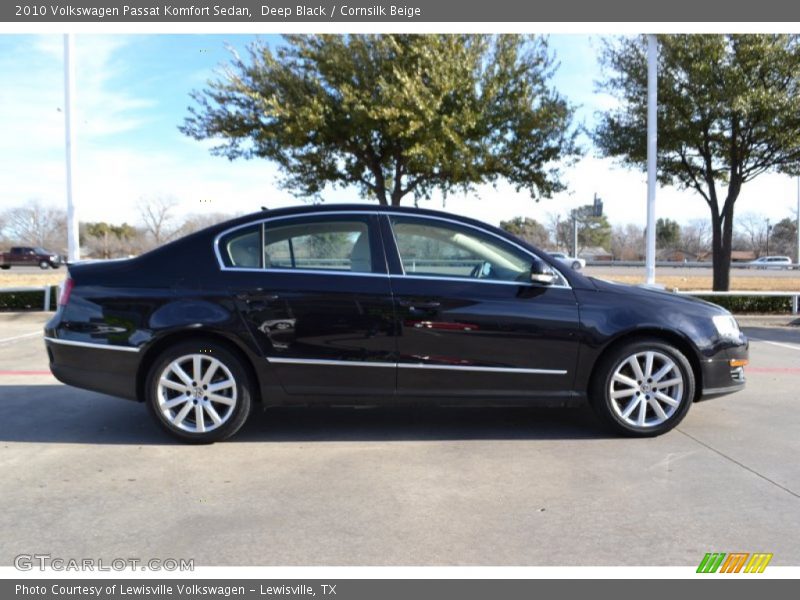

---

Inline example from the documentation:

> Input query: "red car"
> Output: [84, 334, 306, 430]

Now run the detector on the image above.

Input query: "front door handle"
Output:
[398, 299, 441, 310]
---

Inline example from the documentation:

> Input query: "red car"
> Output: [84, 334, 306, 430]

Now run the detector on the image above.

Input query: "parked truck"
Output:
[0, 246, 63, 269]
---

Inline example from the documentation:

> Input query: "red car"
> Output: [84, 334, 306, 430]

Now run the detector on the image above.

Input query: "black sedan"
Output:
[45, 204, 748, 443]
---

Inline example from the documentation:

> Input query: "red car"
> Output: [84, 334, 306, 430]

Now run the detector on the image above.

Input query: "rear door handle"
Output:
[236, 292, 279, 301]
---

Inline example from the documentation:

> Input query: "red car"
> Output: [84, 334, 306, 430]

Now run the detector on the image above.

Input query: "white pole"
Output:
[64, 34, 80, 262]
[796, 175, 799, 265]
[645, 35, 658, 285]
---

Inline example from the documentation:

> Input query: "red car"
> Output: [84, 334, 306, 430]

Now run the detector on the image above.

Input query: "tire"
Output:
[145, 340, 252, 443]
[0, 265, 9, 270]
[571, 261, 582, 270]
[39, 261, 50, 269]
[590, 338, 695, 437]
[51, 263, 60, 269]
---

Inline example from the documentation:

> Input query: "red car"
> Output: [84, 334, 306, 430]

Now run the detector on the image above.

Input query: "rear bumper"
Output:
[45, 338, 141, 401]
[698, 340, 749, 400]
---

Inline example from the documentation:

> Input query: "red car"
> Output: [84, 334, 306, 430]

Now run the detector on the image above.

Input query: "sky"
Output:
[0, 33, 798, 230]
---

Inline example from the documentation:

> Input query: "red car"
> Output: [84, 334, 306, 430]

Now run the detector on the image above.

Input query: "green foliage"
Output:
[499, 216, 550, 247]
[770, 217, 798, 260]
[0, 287, 58, 312]
[595, 35, 800, 290]
[181, 34, 579, 206]
[696, 295, 793, 314]
[656, 217, 681, 248]
[572, 205, 612, 250]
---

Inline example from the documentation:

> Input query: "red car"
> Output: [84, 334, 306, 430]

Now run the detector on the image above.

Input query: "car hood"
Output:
[588, 277, 729, 315]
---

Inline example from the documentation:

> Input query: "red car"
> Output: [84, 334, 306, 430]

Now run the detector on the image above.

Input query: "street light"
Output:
[765, 218, 772, 256]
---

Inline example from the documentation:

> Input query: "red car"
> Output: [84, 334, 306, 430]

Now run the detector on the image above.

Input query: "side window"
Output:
[389, 216, 537, 283]
[219, 224, 262, 268]
[264, 216, 378, 273]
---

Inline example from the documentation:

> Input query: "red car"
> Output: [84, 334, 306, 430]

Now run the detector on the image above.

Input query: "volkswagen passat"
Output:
[45, 205, 748, 443]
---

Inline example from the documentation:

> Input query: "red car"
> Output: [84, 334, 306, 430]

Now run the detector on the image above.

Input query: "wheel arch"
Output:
[136, 329, 263, 404]
[588, 328, 703, 401]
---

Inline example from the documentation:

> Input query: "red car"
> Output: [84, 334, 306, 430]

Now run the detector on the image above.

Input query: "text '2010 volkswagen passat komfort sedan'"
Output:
[45, 205, 748, 443]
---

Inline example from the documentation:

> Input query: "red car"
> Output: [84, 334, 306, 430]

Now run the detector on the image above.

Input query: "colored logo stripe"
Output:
[744, 553, 773, 573]
[697, 553, 726, 573]
[720, 553, 749, 573]
[697, 552, 773, 573]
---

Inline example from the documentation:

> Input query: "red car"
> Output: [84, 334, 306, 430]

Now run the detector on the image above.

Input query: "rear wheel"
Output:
[145, 341, 252, 443]
[590, 338, 695, 437]
[571, 261, 582, 270]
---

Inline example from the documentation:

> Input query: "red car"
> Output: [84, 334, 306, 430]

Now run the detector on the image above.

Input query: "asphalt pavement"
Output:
[0, 312, 798, 566]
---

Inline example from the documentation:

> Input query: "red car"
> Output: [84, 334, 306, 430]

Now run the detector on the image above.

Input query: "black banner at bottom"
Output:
[3, 579, 795, 600]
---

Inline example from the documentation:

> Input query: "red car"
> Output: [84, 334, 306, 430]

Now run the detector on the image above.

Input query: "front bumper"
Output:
[698, 339, 749, 399]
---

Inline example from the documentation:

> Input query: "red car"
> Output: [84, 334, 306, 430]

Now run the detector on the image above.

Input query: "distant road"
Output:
[584, 265, 799, 279]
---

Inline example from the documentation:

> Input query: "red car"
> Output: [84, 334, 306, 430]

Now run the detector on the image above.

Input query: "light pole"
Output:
[796, 176, 800, 265]
[64, 34, 80, 262]
[645, 34, 658, 286]
[765, 218, 772, 256]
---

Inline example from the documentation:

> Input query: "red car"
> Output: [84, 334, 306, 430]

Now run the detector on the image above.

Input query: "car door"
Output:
[220, 212, 397, 397]
[382, 214, 581, 401]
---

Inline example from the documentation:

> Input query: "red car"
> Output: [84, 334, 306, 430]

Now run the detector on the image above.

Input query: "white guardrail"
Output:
[585, 260, 800, 269]
[0, 286, 57, 311]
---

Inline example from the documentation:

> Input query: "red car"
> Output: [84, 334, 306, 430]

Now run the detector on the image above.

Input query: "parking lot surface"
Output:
[0, 312, 798, 566]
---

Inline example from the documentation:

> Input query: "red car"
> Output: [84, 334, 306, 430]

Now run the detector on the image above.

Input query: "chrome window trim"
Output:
[268, 356, 566, 375]
[44, 337, 140, 353]
[214, 211, 384, 274]
[213, 209, 571, 289]
[384, 212, 571, 288]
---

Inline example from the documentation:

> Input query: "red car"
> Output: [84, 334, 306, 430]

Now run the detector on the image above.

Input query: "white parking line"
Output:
[749, 338, 800, 352]
[0, 331, 41, 344]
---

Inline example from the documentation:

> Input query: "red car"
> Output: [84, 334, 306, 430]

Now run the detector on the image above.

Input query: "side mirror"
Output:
[530, 261, 556, 285]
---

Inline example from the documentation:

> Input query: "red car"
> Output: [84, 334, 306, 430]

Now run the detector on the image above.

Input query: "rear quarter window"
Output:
[218, 224, 262, 269]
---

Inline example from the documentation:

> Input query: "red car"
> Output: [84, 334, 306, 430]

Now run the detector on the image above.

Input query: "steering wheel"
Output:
[469, 261, 491, 279]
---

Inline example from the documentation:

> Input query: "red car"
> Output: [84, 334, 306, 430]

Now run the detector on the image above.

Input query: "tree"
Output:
[680, 219, 712, 257]
[611, 223, 644, 260]
[138, 196, 182, 246]
[737, 213, 771, 257]
[595, 35, 800, 290]
[181, 34, 579, 206]
[572, 205, 612, 252]
[655, 217, 681, 249]
[1, 201, 67, 250]
[770, 216, 798, 260]
[499, 216, 551, 248]
[83, 222, 137, 259]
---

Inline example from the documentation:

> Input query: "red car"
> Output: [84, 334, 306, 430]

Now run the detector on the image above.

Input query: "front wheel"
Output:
[571, 261, 582, 270]
[590, 338, 695, 437]
[39, 260, 50, 269]
[145, 340, 252, 443]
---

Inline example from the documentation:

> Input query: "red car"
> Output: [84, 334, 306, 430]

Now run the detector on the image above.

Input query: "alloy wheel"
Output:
[608, 350, 684, 429]
[156, 354, 237, 433]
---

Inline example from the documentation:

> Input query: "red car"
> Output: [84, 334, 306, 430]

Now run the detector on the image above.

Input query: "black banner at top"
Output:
[3, 0, 800, 22]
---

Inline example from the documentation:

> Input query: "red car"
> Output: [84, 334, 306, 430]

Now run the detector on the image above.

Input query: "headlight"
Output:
[712, 314, 740, 338]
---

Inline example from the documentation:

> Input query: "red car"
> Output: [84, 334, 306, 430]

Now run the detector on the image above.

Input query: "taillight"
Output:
[59, 277, 74, 306]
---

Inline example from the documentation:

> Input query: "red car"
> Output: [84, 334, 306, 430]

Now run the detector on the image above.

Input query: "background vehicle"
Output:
[550, 251, 586, 270]
[745, 255, 793, 270]
[44, 205, 748, 443]
[0, 246, 63, 269]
